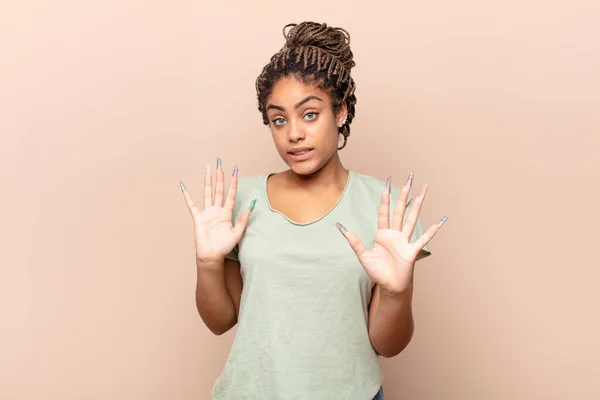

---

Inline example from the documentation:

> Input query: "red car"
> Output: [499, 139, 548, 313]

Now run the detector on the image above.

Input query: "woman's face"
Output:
[265, 76, 347, 176]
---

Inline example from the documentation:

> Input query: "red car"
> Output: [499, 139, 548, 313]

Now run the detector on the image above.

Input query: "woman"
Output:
[180, 22, 447, 400]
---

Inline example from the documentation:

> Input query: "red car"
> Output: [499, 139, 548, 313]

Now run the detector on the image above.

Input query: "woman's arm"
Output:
[195, 258, 243, 335]
[367, 283, 414, 358]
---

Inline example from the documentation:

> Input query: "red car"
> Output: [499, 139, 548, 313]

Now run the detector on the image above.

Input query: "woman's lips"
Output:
[288, 149, 314, 162]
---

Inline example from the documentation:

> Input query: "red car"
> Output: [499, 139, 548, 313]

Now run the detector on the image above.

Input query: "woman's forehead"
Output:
[267, 77, 331, 107]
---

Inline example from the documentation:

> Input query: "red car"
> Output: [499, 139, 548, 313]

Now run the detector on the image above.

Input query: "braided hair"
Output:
[255, 22, 357, 150]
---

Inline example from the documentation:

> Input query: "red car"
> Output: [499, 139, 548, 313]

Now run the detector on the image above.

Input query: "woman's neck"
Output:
[285, 155, 348, 192]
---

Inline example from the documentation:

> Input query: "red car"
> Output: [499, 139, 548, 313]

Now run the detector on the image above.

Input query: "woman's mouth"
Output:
[288, 148, 314, 162]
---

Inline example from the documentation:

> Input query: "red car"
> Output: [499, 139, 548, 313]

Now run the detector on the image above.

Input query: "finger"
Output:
[335, 222, 367, 258]
[377, 176, 392, 230]
[203, 163, 212, 210]
[233, 199, 256, 241]
[214, 158, 225, 207]
[403, 184, 427, 239]
[412, 216, 448, 250]
[392, 172, 413, 231]
[224, 165, 239, 212]
[180, 181, 200, 220]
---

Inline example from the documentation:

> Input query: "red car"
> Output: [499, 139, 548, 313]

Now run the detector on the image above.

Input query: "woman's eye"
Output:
[272, 118, 286, 126]
[304, 112, 318, 121]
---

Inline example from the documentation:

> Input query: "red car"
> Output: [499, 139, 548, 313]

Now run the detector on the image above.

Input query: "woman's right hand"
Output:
[180, 160, 254, 266]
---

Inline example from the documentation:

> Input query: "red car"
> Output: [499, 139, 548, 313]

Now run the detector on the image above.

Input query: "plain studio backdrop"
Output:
[1, 1, 599, 399]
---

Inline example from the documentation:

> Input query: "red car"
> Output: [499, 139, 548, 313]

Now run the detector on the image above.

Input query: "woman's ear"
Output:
[337, 103, 348, 127]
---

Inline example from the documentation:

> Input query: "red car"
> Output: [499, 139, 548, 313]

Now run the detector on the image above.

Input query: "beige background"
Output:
[2, 0, 599, 399]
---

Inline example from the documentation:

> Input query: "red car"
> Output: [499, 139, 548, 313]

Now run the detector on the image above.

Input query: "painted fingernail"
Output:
[249, 199, 257, 212]
[179, 181, 186, 192]
[217, 157, 222, 169]
[335, 222, 347, 233]
[233, 165, 238, 177]
[386, 176, 391, 194]
[437, 216, 448, 227]
[406, 172, 414, 188]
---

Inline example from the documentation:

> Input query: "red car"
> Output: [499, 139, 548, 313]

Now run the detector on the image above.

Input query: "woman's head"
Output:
[255, 22, 357, 175]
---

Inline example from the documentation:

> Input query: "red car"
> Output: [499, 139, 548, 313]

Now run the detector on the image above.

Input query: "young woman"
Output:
[180, 21, 447, 400]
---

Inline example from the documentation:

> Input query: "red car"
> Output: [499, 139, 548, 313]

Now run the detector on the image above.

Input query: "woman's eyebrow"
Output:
[266, 95, 323, 112]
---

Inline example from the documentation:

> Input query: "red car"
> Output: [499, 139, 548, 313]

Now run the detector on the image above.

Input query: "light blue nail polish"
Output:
[438, 216, 448, 227]
[335, 222, 347, 233]
[249, 199, 257, 212]
[179, 181, 185, 192]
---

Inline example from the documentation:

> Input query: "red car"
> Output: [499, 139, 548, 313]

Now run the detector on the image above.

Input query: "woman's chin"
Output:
[288, 160, 320, 176]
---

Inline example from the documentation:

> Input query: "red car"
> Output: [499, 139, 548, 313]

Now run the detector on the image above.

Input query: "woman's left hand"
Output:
[336, 173, 447, 295]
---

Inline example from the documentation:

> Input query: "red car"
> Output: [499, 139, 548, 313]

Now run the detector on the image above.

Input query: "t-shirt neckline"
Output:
[262, 170, 354, 227]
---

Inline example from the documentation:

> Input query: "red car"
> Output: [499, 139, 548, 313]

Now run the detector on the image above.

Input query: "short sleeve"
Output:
[226, 245, 239, 261]
[390, 185, 432, 262]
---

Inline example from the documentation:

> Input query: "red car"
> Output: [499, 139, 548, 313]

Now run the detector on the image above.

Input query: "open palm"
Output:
[181, 162, 254, 264]
[337, 174, 447, 294]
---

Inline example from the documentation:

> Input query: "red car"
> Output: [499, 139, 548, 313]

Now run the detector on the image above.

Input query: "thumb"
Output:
[233, 199, 256, 241]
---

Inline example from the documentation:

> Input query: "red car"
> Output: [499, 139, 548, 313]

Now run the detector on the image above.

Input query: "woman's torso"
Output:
[212, 171, 413, 399]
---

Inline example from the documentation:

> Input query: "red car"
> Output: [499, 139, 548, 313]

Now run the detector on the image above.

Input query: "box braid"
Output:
[255, 22, 357, 150]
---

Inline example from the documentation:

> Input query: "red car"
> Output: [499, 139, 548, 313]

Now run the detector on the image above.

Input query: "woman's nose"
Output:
[287, 120, 306, 142]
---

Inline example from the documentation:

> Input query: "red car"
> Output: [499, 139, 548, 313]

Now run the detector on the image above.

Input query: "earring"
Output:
[340, 117, 347, 127]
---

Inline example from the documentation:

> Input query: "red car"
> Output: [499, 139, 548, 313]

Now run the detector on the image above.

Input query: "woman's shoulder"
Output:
[350, 170, 386, 189]
[349, 170, 415, 204]
[232, 174, 267, 199]
[349, 170, 390, 197]
[236, 174, 267, 186]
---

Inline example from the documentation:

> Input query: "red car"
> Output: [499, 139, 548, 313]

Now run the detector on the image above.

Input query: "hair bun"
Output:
[283, 22, 355, 71]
